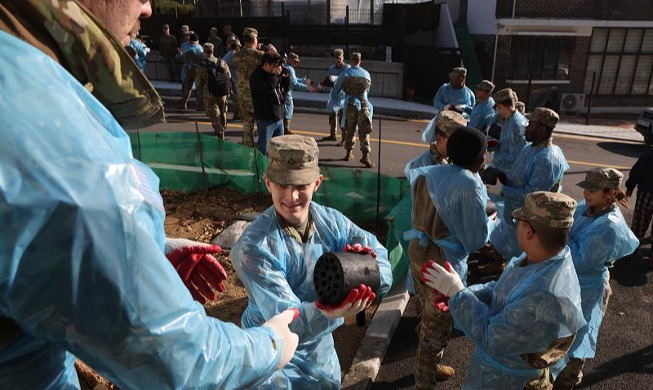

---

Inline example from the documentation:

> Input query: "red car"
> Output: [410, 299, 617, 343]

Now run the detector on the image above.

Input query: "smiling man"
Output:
[231, 134, 393, 389]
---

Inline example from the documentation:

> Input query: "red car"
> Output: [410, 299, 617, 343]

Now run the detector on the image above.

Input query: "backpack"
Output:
[201, 59, 230, 97]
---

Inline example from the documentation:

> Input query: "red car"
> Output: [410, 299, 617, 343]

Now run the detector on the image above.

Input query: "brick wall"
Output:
[495, 0, 653, 20]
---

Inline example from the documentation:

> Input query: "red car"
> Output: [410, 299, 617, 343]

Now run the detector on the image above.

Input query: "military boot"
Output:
[212, 123, 225, 140]
[434, 364, 455, 381]
[360, 153, 374, 168]
[343, 149, 354, 161]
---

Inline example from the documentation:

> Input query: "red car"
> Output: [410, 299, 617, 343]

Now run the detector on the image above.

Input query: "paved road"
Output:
[147, 102, 653, 389]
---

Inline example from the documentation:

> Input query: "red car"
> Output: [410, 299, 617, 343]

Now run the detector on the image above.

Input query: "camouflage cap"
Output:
[530, 107, 559, 128]
[451, 67, 467, 77]
[266, 135, 321, 185]
[493, 88, 516, 104]
[350, 52, 362, 62]
[437, 111, 467, 137]
[334, 48, 344, 58]
[243, 27, 258, 38]
[288, 52, 300, 62]
[512, 191, 577, 229]
[476, 80, 495, 92]
[203, 43, 214, 52]
[576, 167, 624, 190]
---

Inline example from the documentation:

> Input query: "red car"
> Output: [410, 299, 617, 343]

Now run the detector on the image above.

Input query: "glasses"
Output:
[512, 217, 536, 233]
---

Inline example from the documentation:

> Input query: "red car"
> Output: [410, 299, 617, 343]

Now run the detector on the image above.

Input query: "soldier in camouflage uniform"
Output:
[179, 33, 204, 110]
[158, 24, 179, 82]
[195, 43, 231, 139]
[406, 127, 490, 387]
[233, 27, 266, 147]
[422, 191, 586, 390]
[321, 48, 351, 144]
[329, 52, 374, 167]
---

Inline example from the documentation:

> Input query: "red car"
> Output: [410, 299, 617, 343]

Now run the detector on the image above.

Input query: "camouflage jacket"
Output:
[233, 46, 264, 92]
[0, 0, 164, 129]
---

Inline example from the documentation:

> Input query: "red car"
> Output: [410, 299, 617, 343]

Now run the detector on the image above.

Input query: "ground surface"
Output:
[79, 187, 381, 389]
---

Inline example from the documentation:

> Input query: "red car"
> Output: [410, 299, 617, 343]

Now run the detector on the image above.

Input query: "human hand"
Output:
[316, 284, 376, 318]
[486, 181, 503, 195]
[165, 238, 227, 304]
[262, 308, 300, 369]
[420, 261, 464, 297]
[343, 243, 377, 259]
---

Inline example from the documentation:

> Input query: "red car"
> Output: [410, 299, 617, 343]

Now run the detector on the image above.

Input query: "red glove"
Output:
[343, 243, 377, 259]
[165, 238, 227, 304]
[316, 284, 376, 318]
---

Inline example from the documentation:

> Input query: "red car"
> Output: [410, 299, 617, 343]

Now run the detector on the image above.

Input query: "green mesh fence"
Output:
[129, 131, 411, 285]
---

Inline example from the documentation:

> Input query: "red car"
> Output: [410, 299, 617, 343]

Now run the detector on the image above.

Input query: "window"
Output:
[508, 36, 574, 81]
[585, 28, 653, 96]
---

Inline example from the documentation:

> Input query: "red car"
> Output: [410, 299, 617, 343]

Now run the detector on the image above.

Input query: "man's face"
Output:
[265, 176, 323, 225]
[525, 121, 541, 143]
[335, 56, 344, 67]
[450, 74, 465, 89]
[79, 0, 152, 46]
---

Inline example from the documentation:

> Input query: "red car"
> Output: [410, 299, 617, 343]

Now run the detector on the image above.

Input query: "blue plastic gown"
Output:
[551, 201, 638, 376]
[490, 144, 569, 260]
[469, 97, 497, 133]
[406, 164, 490, 284]
[491, 111, 528, 175]
[324, 64, 351, 114]
[0, 31, 285, 390]
[432, 83, 475, 114]
[283, 64, 310, 120]
[223, 50, 238, 84]
[328, 66, 374, 129]
[449, 248, 586, 389]
[230, 203, 392, 389]
[178, 41, 203, 83]
[129, 38, 148, 72]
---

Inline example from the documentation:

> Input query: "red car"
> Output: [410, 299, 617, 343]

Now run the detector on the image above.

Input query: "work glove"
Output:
[433, 294, 450, 312]
[421, 261, 464, 298]
[316, 284, 376, 318]
[343, 243, 377, 259]
[486, 181, 504, 196]
[262, 308, 300, 370]
[165, 238, 227, 304]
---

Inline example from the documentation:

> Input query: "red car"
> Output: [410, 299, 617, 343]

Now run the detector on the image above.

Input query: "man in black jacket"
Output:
[625, 148, 653, 267]
[251, 52, 285, 154]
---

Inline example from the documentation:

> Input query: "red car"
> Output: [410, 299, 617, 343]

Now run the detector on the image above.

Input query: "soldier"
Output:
[422, 191, 586, 389]
[432, 67, 476, 117]
[550, 168, 638, 390]
[281, 52, 315, 135]
[490, 88, 528, 175]
[469, 79, 497, 133]
[179, 33, 203, 110]
[223, 36, 242, 121]
[234, 27, 269, 147]
[405, 110, 467, 173]
[330, 52, 375, 168]
[321, 48, 351, 144]
[487, 107, 569, 264]
[406, 127, 490, 386]
[158, 24, 179, 82]
[206, 27, 223, 57]
[196, 43, 231, 139]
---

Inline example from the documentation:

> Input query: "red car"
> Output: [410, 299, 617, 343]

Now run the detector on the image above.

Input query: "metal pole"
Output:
[136, 129, 142, 161]
[345, 6, 350, 55]
[586, 71, 596, 126]
[375, 116, 382, 234]
[253, 148, 262, 193]
[194, 121, 209, 192]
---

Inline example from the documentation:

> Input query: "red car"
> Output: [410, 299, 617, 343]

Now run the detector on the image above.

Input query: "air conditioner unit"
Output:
[559, 93, 586, 112]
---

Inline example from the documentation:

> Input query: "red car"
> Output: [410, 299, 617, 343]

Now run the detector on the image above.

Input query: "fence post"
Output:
[326, 0, 331, 25]
[370, 0, 374, 24]
[586, 71, 596, 125]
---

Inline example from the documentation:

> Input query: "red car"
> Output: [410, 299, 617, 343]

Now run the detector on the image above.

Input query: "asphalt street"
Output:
[146, 101, 653, 389]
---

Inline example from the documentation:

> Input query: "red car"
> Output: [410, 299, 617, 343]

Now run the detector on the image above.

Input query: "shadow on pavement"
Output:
[596, 142, 651, 159]
[610, 250, 651, 287]
[582, 344, 653, 388]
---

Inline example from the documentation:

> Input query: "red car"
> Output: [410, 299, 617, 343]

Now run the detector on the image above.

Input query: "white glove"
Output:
[421, 261, 464, 297]
[486, 181, 504, 196]
[316, 285, 375, 319]
[262, 308, 300, 370]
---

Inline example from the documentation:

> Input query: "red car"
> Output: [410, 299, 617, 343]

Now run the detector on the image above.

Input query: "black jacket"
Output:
[250, 67, 283, 120]
[626, 148, 653, 193]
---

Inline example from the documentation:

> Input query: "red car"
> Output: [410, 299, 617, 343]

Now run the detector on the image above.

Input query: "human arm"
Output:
[288, 66, 310, 92]
[0, 44, 291, 389]
[502, 149, 565, 203]
[625, 150, 653, 193]
[432, 84, 447, 110]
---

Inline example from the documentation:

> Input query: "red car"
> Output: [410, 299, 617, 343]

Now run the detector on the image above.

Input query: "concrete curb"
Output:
[342, 274, 410, 389]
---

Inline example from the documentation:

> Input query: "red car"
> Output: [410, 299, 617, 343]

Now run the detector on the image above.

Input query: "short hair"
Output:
[532, 222, 569, 251]
[261, 52, 283, 66]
